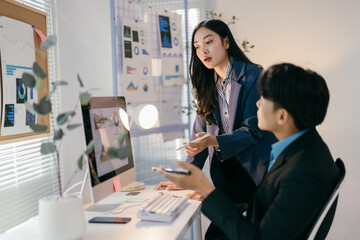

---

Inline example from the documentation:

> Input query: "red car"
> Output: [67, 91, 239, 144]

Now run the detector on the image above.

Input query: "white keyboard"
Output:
[137, 192, 188, 222]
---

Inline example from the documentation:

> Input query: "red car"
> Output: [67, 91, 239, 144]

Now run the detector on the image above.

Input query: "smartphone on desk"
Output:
[89, 217, 131, 224]
[152, 167, 190, 175]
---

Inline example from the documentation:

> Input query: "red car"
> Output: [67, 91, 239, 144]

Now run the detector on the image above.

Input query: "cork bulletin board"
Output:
[0, 0, 50, 143]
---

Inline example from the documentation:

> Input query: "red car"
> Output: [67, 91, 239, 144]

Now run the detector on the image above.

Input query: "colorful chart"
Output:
[159, 15, 172, 48]
[25, 110, 36, 125]
[121, 17, 156, 101]
[174, 37, 179, 46]
[16, 78, 27, 103]
[4, 104, 15, 127]
[126, 65, 137, 74]
[157, 11, 185, 86]
[134, 46, 140, 55]
[126, 82, 138, 91]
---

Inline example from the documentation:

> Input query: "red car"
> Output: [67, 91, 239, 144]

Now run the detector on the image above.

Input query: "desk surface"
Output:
[2, 186, 202, 240]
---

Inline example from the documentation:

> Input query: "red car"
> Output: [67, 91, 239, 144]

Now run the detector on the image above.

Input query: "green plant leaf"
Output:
[52, 80, 68, 86]
[77, 74, 84, 87]
[106, 147, 118, 159]
[117, 131, 128, 146]
[54, 129, 64, 140]
[107, 146, 129, 160]
[117, 145, 131, 159]
[40, 35, 57, 49]
[33, 62, 47, 79]
[85, 140, 94, 155]
[40, 142, 56, 154]
[25, 102, 37, 114]
[80, 92, 91, 106]
[22, 73, 36, 88]
[35, 78, 44, 92]
[77, 155, 83, 170]
[67, 123, 82, 131]
[106, 145, 131, 160]
[51, 80, 68, 94]
[33, 96, 51, 115]
[57, 111, 74, 125]
[29, 122, 48, 132]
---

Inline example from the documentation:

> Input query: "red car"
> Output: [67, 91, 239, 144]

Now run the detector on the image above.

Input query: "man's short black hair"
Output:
[258, 63, 330, 130]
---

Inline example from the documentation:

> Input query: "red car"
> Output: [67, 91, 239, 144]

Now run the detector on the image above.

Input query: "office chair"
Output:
[307, 158, 346, 240]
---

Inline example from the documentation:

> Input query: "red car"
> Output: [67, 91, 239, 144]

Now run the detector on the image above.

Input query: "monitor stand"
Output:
[80, 169, 122, 212]
[79, 168, 145, 212]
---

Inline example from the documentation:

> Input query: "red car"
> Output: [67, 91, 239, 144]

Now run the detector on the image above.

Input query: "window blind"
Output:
[0, 0, 61, 233]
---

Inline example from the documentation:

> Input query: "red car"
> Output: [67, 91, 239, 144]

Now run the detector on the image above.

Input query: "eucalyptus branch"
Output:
[209, 10, 255, 53]
[55, 147, 63, 196]
[63, 169, 79, 194]
[23, 35, 92, 198]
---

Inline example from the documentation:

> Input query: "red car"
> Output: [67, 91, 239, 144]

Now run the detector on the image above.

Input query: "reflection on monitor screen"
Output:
[81, 96, 135, 206]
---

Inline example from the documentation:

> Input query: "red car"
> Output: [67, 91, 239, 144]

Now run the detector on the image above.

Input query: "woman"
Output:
[156, 19, 276, 239]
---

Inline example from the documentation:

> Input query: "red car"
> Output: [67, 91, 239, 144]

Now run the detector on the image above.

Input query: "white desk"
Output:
[1, 186, 202, 240]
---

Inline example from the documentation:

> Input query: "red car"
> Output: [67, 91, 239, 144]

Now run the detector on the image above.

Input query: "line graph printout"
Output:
[0, 16, 37, 136]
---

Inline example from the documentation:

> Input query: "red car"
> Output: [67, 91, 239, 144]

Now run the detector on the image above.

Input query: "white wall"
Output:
[215, 0, 360, 238]
[56, 0, 114, 190]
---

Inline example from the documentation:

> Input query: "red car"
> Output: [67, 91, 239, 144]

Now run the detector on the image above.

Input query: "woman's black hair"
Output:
[257, 63, 330, 130]
[189, 19, 256, 124]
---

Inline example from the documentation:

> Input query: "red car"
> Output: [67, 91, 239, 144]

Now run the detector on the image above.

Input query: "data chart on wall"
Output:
[121, 17, 156, 102]
[0, 16, 37, 136]
[157, 10, 185, 86]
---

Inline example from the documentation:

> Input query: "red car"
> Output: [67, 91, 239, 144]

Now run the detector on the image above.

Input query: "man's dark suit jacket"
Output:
[202, 128, 340, 240]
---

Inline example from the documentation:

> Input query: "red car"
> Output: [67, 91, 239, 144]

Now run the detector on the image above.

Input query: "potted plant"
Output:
[23, 35, 92, 240]
[23, 34, 132, 239]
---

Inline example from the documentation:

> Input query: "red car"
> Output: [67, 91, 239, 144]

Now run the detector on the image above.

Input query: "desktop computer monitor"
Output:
[81, 96, 135, 206]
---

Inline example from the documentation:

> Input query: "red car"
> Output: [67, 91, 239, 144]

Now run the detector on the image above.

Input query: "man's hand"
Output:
[187, 191, 205, 201]
[155, 161, 215, 199]
[153, 181, 182, 190]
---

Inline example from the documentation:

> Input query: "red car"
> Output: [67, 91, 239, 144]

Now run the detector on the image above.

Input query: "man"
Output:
[157, 63, 340, 239]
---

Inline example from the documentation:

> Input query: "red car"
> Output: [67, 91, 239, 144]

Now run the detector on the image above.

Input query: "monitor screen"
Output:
[81, 96, 135, 203]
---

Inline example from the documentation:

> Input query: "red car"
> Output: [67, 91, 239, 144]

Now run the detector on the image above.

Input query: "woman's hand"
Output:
[155, 161, 215, 199]
[184, 132, 219, 156]
[153, 181, 183, 190]
[187, 191, 205, 201]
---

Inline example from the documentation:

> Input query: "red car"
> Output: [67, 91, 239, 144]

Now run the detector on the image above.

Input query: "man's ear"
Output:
[277, 108, 289, 125]
[224, 37, 230, 49]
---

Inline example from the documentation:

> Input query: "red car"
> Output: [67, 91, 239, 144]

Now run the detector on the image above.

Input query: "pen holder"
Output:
[38, 195, 86, 240]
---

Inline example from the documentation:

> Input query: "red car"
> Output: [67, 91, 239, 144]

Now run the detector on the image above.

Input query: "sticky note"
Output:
[35, 28, 46, 42]
[113, 176, 121, 192]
